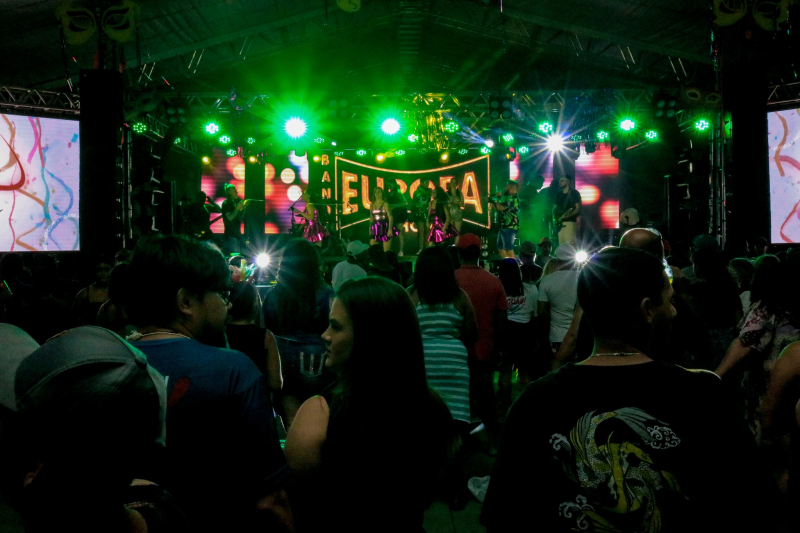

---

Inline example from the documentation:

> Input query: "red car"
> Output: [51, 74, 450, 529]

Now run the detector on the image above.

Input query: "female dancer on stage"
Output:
[413, 179, 434, 252]
[369, 187, 397, 252]
[385, 177, 409, 256]
[428, 185, 456, 244]
[300, 190, 329, 247]
[447, 177, 465, 244]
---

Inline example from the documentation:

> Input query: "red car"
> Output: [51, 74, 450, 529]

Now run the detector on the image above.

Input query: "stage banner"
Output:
[319, 155, 492, 231]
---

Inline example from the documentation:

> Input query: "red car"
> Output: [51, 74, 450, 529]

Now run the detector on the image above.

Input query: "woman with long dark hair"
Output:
[409, 246, 477, 424]
[263, 238, 334, 427]
[285, 277, 454, 532]
[447, 177, 465, 244]
[226, 281, 283, 391]
[428, 185, 456, 244]
[497, 258, 538, 410]
[385, 177, 409, 256]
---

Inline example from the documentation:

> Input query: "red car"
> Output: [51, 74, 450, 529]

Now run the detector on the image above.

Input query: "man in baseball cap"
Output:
[6, 326, 184, 532]
[535, 238, 555, 269]
[331, 240, 371, 291]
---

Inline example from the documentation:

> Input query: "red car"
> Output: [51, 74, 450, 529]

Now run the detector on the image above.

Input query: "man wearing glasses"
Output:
[126, 234, 292, 533]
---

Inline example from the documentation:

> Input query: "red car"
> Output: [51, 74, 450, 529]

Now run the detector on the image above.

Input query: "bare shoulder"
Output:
[285, 395, 330, 472]
[775, 341, 800, 372]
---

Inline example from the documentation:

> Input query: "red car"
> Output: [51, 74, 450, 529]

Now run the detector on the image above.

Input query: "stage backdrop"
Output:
[324, 155, 491, 236]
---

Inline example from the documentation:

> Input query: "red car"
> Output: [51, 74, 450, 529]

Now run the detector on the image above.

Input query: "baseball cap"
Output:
[0, 324, 39, 411]
[15, 326, 167, 448]
[538, 237, 552, 246]
[555, 243, 576, 261]
[347, 240, 370, 257]
[520, 241, 536, 256]
[456, 233, 482, 249]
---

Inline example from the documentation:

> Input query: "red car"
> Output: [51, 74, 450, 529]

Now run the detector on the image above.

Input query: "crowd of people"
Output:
[0, 226, 799, 532]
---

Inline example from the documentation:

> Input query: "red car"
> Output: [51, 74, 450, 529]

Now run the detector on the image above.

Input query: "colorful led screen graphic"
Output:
[200, 148, 308, 235]
[768, 109, 800, 243]
[0, 114, 80, 252]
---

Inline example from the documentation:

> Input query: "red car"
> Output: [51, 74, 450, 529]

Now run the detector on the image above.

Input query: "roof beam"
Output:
[501, 7, 709, 64]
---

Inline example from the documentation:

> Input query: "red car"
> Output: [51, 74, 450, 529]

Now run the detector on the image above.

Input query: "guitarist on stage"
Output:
[551, 176, 581, 246]
[222, 183, 250, 251]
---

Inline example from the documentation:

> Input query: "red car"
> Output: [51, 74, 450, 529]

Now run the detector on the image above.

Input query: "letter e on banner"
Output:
[342, 172, 358, 214]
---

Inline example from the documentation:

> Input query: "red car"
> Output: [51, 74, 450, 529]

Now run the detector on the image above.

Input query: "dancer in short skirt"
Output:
[369, 187, 398, 252]
[300, 191, 330, 247]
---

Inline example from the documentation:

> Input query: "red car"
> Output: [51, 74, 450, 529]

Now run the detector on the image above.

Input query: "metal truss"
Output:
[0, 86, 80, 116]
[135, 114, 199, 154]
[767, 82, 800, 107]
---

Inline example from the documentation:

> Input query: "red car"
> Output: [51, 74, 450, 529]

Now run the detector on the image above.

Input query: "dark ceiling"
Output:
[1, 0, 713, 95]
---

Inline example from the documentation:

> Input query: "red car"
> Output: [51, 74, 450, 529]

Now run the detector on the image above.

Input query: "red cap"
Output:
[456, 233, 482, 249]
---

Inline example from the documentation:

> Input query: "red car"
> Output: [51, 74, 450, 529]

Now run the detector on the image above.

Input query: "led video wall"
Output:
[768, 109, 800, 243]
[0, 114, 80, 252]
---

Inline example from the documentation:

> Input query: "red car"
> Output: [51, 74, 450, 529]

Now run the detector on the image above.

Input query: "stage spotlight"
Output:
[546, 135, 564, 152]
[444, 121, 460, 133]
[174, 137, 181, 144]
[645, 130, 658, 140]
[575, 250, 589, 263]
[376, 153, 385, 163]
[255, 253, 270, 268]
[480, 146, 491, 154]
[314, 137, 325, 143]
[381, 118, 401, 135]
[313, 155, 321, 163]
[226, 149, 237, 157]
[356, 149, 367, 156]
[484, 139, 495, 148]
[597, 131, 609, 140]
[395, 149, 406, 156]
[619, 119, 636, 131]
[204, 122, 219, 134]
[501, 133, 514, 143]
[132, 122, 147, 134]
[440, 152, 449, 162]
[284, 117, 307, 138]
[518, 146, 529, 154]
[538, 122, 553, 134]
[331, 141, 337, 146]
[246, 137, 256, 145]
[249, 156, 257, 163]
[408, 134, 418, 142]
[695, 119, 710, 131]
[219, 135, 231, 144]
[202, 156, 210, 164]
[457, 148, 468, 155]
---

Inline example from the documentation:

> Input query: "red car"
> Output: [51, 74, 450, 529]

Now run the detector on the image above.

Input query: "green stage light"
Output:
[695, 119, 710, 131]
[226, 149, 237, 157]
[246, 137, 256, 145]
[444, 121, 460, 133]
[219, 135, 231, 144]
[645, 130, 658, 140]
[501, 133, 514, 142]
[597, 131, 609, 140]
[205, 122, 219, 134]
[356, 149, 366, 156]
[334, 151, 344, 156]
[284, 117, 307, 138]
[381, 118, 401, 135]
[538, 122, 553, 134]
[132, 122, 147, 134]
[174, 137, 181, 144]
[396, 149, 406, 156]
[480, 146, 491, 154]
[314, 137, 325, 144]
[408, 134, 418, 142]
[619, 119, 636, 131]
[518, 146, 530, 154]
[458, 148, 468, 155]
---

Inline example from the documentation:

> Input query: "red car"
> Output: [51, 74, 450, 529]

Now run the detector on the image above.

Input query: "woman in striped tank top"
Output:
[408, 246, 478, 424]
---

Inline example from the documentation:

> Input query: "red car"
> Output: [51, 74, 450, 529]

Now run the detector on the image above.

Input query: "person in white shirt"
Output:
[537, 243, 580, 354]
[331, 240, 370, 291]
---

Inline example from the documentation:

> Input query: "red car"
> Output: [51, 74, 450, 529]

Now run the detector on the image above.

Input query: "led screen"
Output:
[0, 114, 80, 251]
[768, 109, 800, 243]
